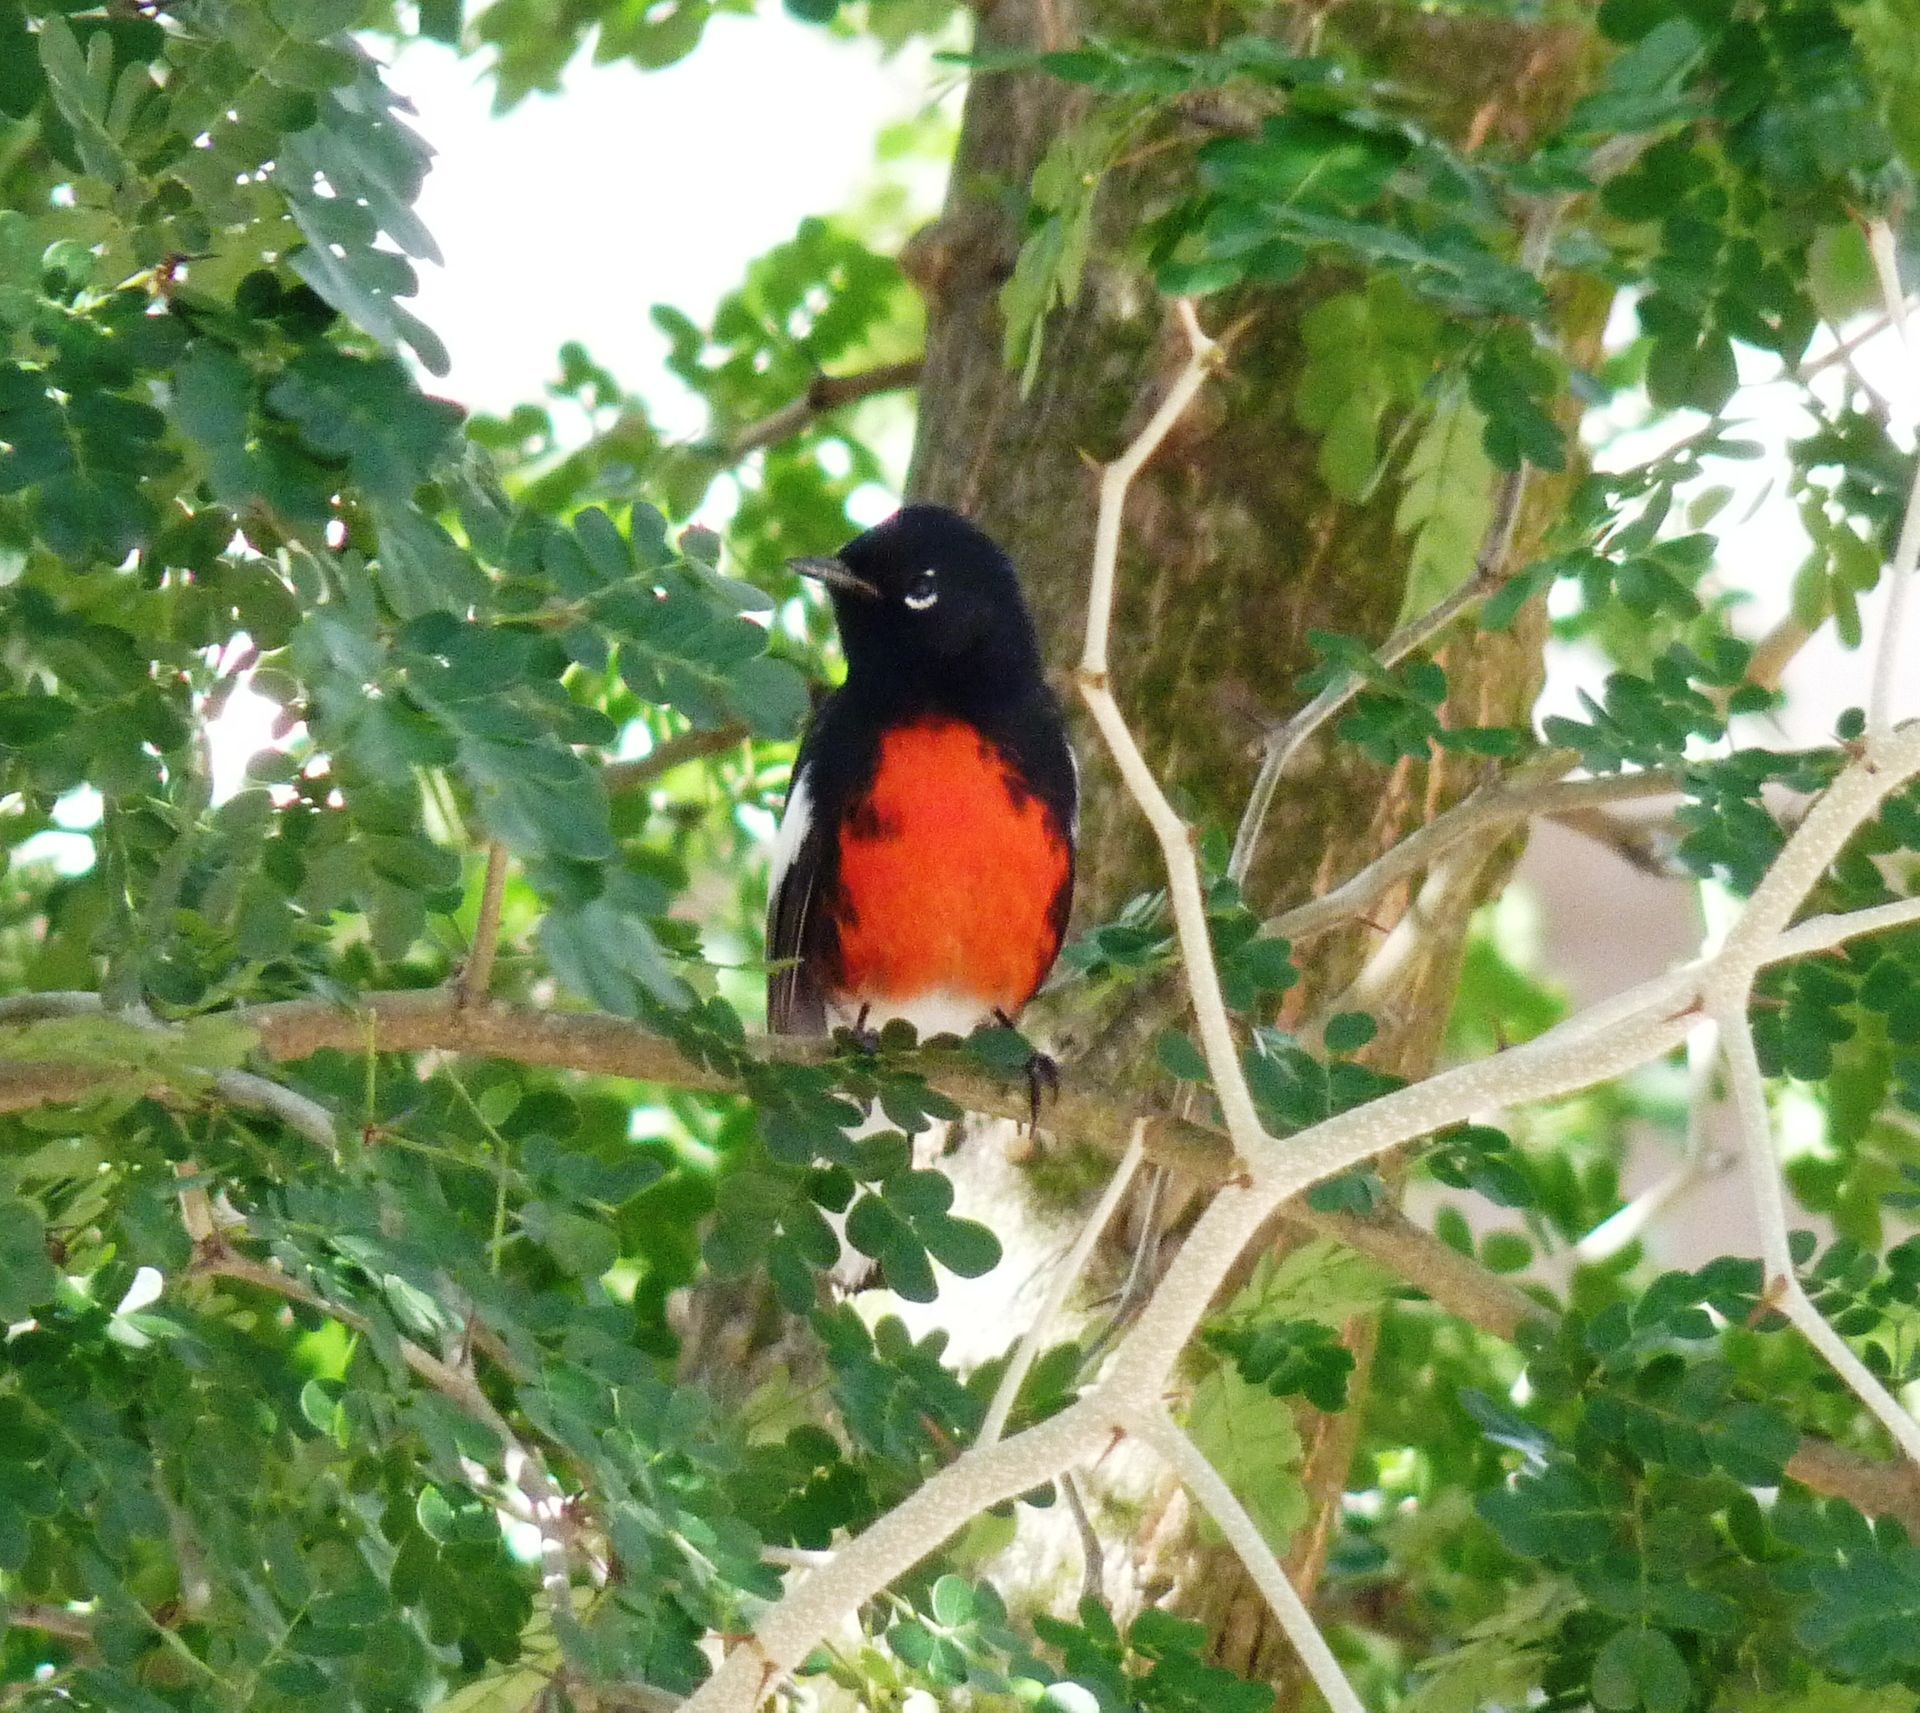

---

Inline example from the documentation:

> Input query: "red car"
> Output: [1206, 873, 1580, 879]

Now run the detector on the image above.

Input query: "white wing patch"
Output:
[769, 764, 814, 904]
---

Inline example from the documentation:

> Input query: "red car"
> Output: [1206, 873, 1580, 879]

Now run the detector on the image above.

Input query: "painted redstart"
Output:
[767, 504, 1077, 1087]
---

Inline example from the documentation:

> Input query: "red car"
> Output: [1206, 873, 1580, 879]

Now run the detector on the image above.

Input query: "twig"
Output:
[0, 993, 107, 1022]
[676, 715, 1920, 1713]
[1080, 299, 1356, 1710]
[525, 361, 923, 512]
[1268, 761, 1683, 945]
[1081, 302, 1219, 677]
[1573, 1019, 1731, 1265]
[1133, 1411, 1364, 1713]
[195, 1246, 584, 1639]
[979, 1122, 1146, 1447]
[460, 842, 511, 1008]
[1794, 311, 1896, 386]
[1058, 1471, 1106, 1609]
[1229, 465, 1529, 883]
[602, 723, 752, 794]
[1078, 305, 1268, 1155]
[1866, 220, 1920, 747]
[1714, 992, 1920, 1461]
[213, 1069, 338, 1155]
[716, 361, 924, 460]
[11, 1603, 95, 1643]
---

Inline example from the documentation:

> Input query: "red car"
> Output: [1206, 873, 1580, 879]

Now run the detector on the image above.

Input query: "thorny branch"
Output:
[713, 360, 925, 461]
[6, 894, 1920, 1520]
[1867, 218, 1920, 748]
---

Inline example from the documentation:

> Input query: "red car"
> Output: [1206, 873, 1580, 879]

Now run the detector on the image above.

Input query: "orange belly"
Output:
[831, 717, 1069, 1017]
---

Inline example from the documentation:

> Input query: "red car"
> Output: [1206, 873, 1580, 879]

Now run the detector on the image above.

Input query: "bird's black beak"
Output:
[788, 555, 879, 600]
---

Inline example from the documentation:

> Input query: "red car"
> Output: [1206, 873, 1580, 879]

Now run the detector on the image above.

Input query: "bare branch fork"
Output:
[673, 299, 1920, 1713]
[1229, 463, 1530, 882]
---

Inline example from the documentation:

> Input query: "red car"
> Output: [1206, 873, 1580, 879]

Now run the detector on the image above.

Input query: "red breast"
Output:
[828, 715, 1071, 1019]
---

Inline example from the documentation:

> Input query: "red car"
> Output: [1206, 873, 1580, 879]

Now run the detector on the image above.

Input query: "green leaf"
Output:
[1323, 1011, 1378, 1053]
[0, 1199, 58, 1321]
[1185, 1362, 1307, 1553]
[520, 1201, 618, 1277]
[1479, 1463, 1614, 1565]
[1001, 108, 1131, 392]
[1405, 1582, 1580, 1713]
[917, 1214, 1002, 1279]
[1394, 385, 1496, 625]
[1591, 1628, 1690, 1713]
[1155, 1028, 1211, 1083]
[930, 1573, 975, 1626]
[1468, 329, 1565, 471]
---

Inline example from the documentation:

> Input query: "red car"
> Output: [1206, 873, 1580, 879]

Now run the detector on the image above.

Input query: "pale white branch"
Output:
[1574, 1019, 1731, 1265]
[681, 712, 1920, 1713]
[1133, 1410, 1365, 1713]
[1712, 993, 1920, 1463]
[1267, 760, 1682, 945]
[214, 1069, 338, 1155]
[1080, 299, 1217, 680]
[682, 265, 1920, 1712]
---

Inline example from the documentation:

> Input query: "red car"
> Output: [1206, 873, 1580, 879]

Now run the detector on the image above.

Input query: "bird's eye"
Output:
[903, 567, 939, 612]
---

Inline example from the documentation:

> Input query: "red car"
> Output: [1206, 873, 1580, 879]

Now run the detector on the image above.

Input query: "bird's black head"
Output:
[789, 504, 1044, 703]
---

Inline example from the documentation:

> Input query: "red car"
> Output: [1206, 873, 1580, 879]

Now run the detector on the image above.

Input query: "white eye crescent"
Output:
[904, 568, 939, 611]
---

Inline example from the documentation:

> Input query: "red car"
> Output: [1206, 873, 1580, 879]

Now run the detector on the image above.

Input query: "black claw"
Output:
[992, 1009, 1059, 1132]
[1025, 1049, 1061, 1132]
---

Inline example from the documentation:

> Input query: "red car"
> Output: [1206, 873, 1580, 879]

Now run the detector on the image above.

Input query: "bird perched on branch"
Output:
[767, 504, 1077, 1093]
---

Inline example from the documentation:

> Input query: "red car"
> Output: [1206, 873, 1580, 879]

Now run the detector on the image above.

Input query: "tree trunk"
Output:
[904, 0, 1606, 1688]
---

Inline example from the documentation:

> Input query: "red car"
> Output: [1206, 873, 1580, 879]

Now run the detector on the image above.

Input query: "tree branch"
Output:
[1229, 465, 1530, 883]
[602, 723, 753, 795]
[715, 360, 924, 461]
[980, 1121, 1146, 1447]
[1134, 1410, 1364, 1713]
[212, 1069, 338, 1155]
[1266, 759, 1683, 946]
[8, 890, 1920, 1532]
[676, 303, 1920, 1709]
[10, 1604, 94, 1644]
[1714, 989, 1920, 1461]
[193, 1244, 585, 1645]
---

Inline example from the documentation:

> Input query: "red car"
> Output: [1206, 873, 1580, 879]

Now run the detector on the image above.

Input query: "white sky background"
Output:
[383, 16, 941, 425]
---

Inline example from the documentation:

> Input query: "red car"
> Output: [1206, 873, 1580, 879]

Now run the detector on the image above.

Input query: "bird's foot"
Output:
[833, 1002, 883, 1057]
[994, 1007, 1061, 1132]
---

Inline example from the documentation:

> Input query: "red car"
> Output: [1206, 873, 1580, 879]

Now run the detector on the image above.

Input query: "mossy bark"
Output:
[904, 0, 1608, 1690]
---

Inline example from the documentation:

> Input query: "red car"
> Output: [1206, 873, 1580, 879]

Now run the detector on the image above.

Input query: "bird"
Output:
[766, 503, 1077, 1091]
